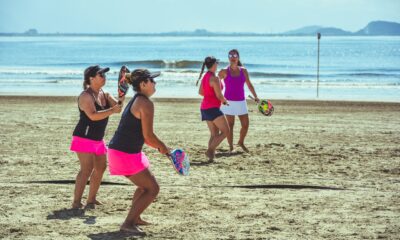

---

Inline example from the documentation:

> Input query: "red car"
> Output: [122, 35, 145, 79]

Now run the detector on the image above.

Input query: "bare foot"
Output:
[87, 199, 103, 205]
[72, 201, 84, 209]
[120, 224, 146, 236]
[85, 203, 95, 210]
[136, 217, 151, 226]
[205, 149, 215, 162]
[229, 145, 234, 153]
[237, 142, 249, 153]
[85, 199, 103, 209]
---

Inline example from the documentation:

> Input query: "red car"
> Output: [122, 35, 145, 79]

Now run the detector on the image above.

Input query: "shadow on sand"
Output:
[227, 184, 345, 190]
[22, 180, 345, 191]
[215, 151, 244, 158]
[47, 208, 96, 224]
[88, 230, 146, 240]
[24, 180, 129, 185]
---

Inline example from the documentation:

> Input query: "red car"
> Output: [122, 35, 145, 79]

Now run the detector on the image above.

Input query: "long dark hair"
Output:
[229, 49, 243, 67]
[196, 56, 217, 86]
[196, 62, 206, 86]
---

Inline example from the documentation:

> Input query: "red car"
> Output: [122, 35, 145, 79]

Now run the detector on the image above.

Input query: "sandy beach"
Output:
[0, 96, 399, 239]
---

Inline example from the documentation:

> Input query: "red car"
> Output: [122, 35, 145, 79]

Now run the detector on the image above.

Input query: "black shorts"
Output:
[201, 107, 224, 121]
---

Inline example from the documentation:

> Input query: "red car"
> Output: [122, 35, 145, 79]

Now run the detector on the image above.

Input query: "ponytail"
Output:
[82, 78, 90, 90]
[196, 62, 206, 86]
[125, 73, 133, 84]
[238, 60, 243, 67]
[125, 72, 143, 92]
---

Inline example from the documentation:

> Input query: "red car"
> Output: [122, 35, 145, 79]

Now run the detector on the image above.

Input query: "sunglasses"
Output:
[149, 78, 156, 84]
[228, 53, 239, 58]
[97, 72, 106, 78]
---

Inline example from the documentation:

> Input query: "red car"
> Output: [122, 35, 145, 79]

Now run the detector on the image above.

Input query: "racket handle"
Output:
[248, 95, 257, 103]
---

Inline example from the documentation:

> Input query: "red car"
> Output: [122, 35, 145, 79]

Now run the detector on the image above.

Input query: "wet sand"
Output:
[0, 96, 399, 239]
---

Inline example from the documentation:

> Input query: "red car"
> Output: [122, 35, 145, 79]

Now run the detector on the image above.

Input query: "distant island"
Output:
[1, 21, 400, 37]
[283, 21, 400, 36]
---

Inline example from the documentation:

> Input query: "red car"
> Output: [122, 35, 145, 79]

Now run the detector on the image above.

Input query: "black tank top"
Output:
[108, 94, 145, 153]
[72, 89, 110, 141]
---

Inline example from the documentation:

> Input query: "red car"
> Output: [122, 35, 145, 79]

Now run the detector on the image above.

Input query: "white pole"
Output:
[317, 32, 321, 98]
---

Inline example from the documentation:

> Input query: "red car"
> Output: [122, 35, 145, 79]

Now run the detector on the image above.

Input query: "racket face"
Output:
[258, 100, 274, 116]
[118, 66, 129, 98]
[170, 149, 190, 176]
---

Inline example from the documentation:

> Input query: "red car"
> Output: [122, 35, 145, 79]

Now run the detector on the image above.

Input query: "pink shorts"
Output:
[70, 136, 107, 156]
[108, 149, 150, 176]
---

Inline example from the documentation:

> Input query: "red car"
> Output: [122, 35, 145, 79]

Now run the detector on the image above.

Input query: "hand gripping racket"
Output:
[166, 149, 190, 176]
[248, 95, 274, 116]
[117, 66, 130, 104]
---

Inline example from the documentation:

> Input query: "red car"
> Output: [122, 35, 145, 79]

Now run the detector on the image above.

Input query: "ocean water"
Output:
[0, 36, 399, 101]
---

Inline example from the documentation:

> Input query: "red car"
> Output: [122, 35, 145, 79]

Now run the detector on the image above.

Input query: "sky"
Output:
[0, 0, 399, 33]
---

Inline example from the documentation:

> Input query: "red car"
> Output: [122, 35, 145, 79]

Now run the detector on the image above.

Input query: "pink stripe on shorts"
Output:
[70, 136, 107, 156]
[108, 148, 150, 176]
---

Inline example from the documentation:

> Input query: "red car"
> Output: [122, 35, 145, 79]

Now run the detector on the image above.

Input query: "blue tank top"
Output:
[72, 90, 110, 141]
[108, 94, 145, 153]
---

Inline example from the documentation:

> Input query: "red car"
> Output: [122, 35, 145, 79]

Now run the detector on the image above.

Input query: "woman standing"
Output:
[70, 65, 123, 209]
[219, 49, 259, 153]
[108, 69, 169, 235]
[197, 56, 230, 162]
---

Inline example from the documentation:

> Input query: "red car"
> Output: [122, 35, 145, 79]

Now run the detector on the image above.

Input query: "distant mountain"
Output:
[316, 27, 352, 36]
[284, 26, 352, 36]
[284, 26, 322, 35]
[356, 21, 400, 35]
[284, 21, 400, 36]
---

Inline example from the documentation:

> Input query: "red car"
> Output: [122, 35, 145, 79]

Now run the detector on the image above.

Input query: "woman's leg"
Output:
[225, 115, 235, 152]
[72, 152, 95, 208]
[86, 154, 107, 207]
[238, 114, 250, 152]
[205, 121, 219, 160]
[208, 122, 219, 149]
[207, 115, 230, 160]
[122, 169, 159, 230]
[131, 187, 151, 225]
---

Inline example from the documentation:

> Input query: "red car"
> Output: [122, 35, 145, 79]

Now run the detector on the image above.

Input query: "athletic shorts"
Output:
[70, 136, 107, 156]
[108, 149, 150, 176]
[200, 107, 224, 121]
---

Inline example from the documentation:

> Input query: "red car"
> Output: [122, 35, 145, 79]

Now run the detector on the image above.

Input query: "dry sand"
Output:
[0, 96, 399, 239]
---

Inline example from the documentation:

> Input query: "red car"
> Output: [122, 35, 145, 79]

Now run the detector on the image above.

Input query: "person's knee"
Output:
[221, 128, 230, 138]
[148, 182, 160, 197]
[79, 168, 93, 178]
[241, 120, 249, 129]
[94, 164, 107, 174]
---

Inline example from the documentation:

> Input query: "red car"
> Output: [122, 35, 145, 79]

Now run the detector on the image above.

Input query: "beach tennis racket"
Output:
[167, 149, 190, 176]
[248, 95, 274, 116]
[117, 66, 130, 104]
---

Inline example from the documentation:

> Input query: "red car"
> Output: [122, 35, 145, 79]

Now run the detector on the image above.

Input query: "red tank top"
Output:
[200, 71, 223, 110]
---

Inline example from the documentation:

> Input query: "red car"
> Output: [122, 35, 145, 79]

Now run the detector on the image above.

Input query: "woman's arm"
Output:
[79, 92, 121, 121]
[138, 98, 169, 154]
[218, 69, 227, 80]
[105, 92, 125, 107]
[243, 68, 259, 102]
[210, 76, 228, 105]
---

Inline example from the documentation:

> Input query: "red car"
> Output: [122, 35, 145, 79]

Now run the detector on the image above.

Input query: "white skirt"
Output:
[221, 100, 248, 116]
